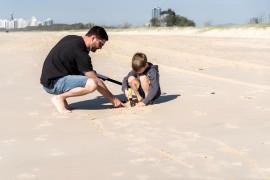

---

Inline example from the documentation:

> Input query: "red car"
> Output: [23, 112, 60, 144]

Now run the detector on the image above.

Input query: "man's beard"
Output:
[90, 47, 97, 52]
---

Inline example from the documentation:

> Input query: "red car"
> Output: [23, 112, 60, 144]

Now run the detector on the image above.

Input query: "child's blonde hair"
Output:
[132, 52, 147, 72]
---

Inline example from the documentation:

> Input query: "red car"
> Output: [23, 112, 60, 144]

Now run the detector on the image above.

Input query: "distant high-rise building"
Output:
[30, 16, 38, 26]
[17, 18, 28, 29]
[152, 7, 161, 19]
[8, 20, 15, 29]
[44, 18, 53, 26]
[0, 20, 7, 29]
[10, 12, 14, 20]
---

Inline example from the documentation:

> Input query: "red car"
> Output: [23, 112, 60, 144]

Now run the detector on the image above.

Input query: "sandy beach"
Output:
[0, 27, 270, 179]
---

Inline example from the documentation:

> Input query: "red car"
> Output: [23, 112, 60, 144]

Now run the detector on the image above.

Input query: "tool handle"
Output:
[97, 73, 122, 86]
[128, 88, 133, 100]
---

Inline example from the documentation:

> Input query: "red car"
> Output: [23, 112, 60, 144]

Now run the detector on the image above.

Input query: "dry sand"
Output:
[0, 27, 269, 179]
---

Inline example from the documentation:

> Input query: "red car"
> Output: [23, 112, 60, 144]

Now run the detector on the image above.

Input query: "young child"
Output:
[122, 52, 161, 107]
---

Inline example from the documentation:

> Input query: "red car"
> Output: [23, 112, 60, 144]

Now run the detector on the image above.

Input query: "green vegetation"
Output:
[106, 24, 270, 34]
[0, 23, 96, 32]
[1, 17, 269, 32]
[0, 22, 133, 32]
[150, 8, 195, 27]
[2, 23, 269, 33]
[197, 23, 270, 30]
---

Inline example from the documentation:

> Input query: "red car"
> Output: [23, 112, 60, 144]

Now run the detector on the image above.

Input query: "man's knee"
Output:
[85, 78, 98, 92]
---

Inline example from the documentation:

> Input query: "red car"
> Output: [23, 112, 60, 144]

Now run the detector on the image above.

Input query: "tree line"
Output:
[150, 9, 195, 27]
[1, 8, 196, 32]
[1, 22, 133, 32]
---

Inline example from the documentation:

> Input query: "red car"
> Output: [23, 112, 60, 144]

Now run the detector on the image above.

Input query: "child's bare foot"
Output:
[137, 96, 143, 102]
[52, 96, 71, 113]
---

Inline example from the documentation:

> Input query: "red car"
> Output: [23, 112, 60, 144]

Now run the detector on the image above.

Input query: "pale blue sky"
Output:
[0, 0, 269, 26]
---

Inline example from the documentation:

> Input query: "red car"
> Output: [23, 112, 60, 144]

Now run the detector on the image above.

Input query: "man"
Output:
[40, 26, 125, 113]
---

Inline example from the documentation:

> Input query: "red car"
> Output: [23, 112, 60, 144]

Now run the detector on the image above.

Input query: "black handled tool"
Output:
[97, 73, 122, 85]
[97, 73, 135, 107]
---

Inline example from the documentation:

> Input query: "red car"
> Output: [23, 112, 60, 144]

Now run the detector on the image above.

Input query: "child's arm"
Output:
[143, 68, 160, 105]
[122, 70, 137, 98]
[121, 75, 129, 93]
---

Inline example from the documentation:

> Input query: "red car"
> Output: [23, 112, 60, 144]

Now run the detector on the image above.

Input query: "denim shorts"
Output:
[43, 75, 88, 95]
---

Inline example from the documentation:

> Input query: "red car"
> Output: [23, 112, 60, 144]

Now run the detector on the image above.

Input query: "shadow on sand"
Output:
[69, 93, 180, 110]
[155, 93, 181, 104]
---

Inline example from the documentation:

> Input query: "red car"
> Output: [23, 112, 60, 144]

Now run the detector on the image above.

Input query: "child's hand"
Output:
[136, 102, 145, 107]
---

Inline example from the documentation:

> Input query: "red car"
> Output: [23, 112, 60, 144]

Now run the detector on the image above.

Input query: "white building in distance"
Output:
[17, 18, 29, 29]
[30, 16, 39, 26]
[0, 19, 8, 29]
[0, 15, 53, 29]
[43, 18, 53, 26]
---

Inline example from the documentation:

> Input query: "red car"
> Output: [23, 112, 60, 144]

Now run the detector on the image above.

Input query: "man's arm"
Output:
[84, 71, 125, 107]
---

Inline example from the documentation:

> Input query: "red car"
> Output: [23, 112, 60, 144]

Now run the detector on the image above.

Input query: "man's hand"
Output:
[85, 71, 126, 108]
[112, 97, 126, 108]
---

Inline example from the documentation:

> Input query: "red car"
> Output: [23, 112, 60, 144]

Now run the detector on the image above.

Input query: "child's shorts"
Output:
[138, 86, 161, 104]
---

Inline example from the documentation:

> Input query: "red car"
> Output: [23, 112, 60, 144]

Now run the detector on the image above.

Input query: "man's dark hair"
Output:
[85, 26, 109, 41]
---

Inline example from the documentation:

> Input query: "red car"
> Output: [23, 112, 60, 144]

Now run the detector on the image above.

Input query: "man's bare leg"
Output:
[52, 78, 97, 113]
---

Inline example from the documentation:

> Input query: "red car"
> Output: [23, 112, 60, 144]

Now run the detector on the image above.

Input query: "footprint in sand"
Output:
[40, 102, 52, 107]
[225, 123, 239, 129]
[16, 173, 36, 179]
[2, 139, 16, 146]
[254, 106, 270, 111]
[28, 111, 38, 116]
[34, 135, 48, 141]
[193, 111, 207, 116]
[136, 175, 149, 179]
[130, 157, 161, 166]
[23, 97, 33, 101]
[184, 131, 200, 138]
[6, 80, 14, 85]
[200, 154, 214, 160]
[231, 162, 243, 167]
[161, 167, 182, 177]
[50, 149, 64, 157]
[241, 96, 253, 100]
[33, 121, 53, 129]
[89, 120, 115, 137]
[112, 171, 124, 176]
[129, 158, 147, 166]
[261, 141, 270, 145]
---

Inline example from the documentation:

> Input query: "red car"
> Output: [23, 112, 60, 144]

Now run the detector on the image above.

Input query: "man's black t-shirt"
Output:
[40, 35, 93, 88]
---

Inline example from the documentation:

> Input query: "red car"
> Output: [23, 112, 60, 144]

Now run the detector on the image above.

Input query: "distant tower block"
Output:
[152, 7, 161, 19]
[10, 12, 14, 20]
